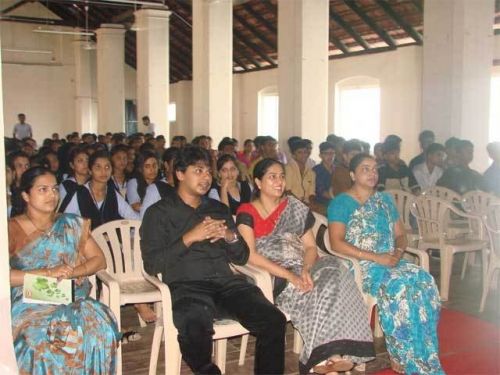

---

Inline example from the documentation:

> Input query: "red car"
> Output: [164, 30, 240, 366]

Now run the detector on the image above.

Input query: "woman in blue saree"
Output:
[328, 153, 443, 375]
[9, 166, 120, 374]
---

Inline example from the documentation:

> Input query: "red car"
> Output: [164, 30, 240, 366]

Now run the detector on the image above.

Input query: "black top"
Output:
[409, 153, 425, 171]
[437, 166, 484, 195]
[140, 192, 249, 284]
[213, 181, 252, 215]
[377, 162, 419, 192]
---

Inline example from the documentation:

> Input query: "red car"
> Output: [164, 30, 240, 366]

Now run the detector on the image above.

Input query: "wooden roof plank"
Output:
[234, 10, 275, 50]
[234, 29, 276, 67]
[330, 33, 349, 54]
[234, 40, 262, 68]
[330, 7, 370, 50]
[344, 0, 396, 48]
[242, 3, 277, 34]
[375, 0, 423, 44]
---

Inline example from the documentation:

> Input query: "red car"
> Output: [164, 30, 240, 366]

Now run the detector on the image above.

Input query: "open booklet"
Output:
[23, 273, 73, 305]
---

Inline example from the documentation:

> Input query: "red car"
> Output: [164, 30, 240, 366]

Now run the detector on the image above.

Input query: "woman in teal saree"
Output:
[9, 167, 120, 374]
[328, 154, 443, 375]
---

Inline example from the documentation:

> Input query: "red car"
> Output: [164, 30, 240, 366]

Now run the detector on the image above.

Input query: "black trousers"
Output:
[169, 276, 287, 375]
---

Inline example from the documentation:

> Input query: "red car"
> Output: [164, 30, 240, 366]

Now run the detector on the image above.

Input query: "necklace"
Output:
[259, 199, 279, 218]
[26, 212, 54, 236]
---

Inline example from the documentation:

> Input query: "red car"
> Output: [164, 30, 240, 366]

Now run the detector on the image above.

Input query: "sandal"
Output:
[313, 356, 354, 374]
[121, 330, 142, 344]
[390, 359, 404, 374]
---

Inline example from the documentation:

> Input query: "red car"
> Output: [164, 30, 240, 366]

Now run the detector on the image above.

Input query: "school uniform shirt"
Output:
[126, 178, 141, 205]
[13, 123, 32, 140]
[140, 179, 175, 219]
[285, 158, 316, 203]
[413, 163, 443, 190]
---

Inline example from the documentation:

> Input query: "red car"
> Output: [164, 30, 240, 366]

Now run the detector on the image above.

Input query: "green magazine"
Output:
[23, 273, 72, 305]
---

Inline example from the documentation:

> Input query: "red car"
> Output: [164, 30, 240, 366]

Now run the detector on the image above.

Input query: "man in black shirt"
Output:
[140, 146, 286, 375]
[378, 140, 420, 193]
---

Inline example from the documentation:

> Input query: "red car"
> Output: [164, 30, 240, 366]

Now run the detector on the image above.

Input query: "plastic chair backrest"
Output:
[386, 189, 415, 230]
[462, 190, 500, 216]
[410, 195, 453, 243]
[91, 219, 143, 281]
[484, 204, 500, 259]
[422, 186, 462, 203]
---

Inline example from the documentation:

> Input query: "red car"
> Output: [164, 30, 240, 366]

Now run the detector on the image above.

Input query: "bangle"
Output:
[224, 231, 239, 244]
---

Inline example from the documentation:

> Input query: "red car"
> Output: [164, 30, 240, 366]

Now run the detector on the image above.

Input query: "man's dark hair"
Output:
[419, 130, 435, 144]
[218, 137, 236, 151]
[319, 142, 335, 153]
[382, 140, 400, 154]
[444, 137, 461, 150]
[290, 139, 308, 154]
[384, 134, 402, 145]
[253, 136, 266, 149]
[342, 139, 363, 155]
[173, 146, 210, 187]
[156, 135, 166, 141]
[425, 143, 445, 157]
[142, 116, 150, 121]
[287, 136, 302, 150]
[18, 113, 25, 118]
[457, 139, 474, 151]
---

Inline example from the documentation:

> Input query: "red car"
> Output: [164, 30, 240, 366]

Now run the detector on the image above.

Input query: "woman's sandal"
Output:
[313, 356, 354, 374]
[121, 330, 142, 344]
[390, 359, 404, 374]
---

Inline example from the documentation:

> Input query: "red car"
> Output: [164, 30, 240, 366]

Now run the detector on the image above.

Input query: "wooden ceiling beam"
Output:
[410, 0, 423, 13]
[330, 8, 370, 50]
[329, 32, 349, 54]
[233, 54, 250, 72]
[343, 0, 396, 48]
[242, 3, 276, 34]
[234, 30, 276, 67]
[234, 40, 262, 68]
[375, 0, 423, 44]
[234, 10, 275, 50]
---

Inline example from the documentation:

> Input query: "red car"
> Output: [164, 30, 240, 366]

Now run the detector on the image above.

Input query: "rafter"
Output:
[234, 10, 275, 50]
[329, 32, 349, 54]
[234, 40, 262, 69]
[410, 0, 423, 13]
[376, 0, 423, 44]
[330, 7, 370, 50]
[234, 29, 276, 66]
[343, 0, 396, 48]
[242, 3, 276, 34]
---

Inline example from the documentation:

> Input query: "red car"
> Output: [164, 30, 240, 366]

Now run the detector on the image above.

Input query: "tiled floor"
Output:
[121, 253, 500, 374]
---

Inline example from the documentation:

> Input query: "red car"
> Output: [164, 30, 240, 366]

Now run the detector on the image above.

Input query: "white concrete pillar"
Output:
[422, 0, 495, 170]
[192, 0, 233, 144]
[135, 8, 171, 140]
[73, 40, 96, 134]
[278, 0, 329, 152]
[95, 24, 126, 134]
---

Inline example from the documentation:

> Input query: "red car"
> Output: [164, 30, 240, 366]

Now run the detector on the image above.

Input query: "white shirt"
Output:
[13, 123, 32, 139]
[140, 180, 164, 219]
[145, 122, 155, 135]
[126, 178, 141, 205]
[413, 163, 443, 190]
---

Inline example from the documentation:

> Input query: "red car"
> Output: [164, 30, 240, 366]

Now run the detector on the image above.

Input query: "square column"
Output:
[278, 0, 329, 150]
[135, 8, 171, 139]
[96, 24, 126, 134]
[192, 0, 233, 144]
[73, 40, 97, 134]
[422, 0, 495, 169]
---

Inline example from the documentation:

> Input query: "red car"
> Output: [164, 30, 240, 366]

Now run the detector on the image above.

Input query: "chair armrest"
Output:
[141, 270, 175, 329]
[96, 270, 119, 290]
[231, 263, 274, 303]
[404, 247, 429, 271]
[328, 250, 363, 289]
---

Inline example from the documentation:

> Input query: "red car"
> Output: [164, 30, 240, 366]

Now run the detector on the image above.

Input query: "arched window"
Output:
[334, 76, 381, 146]
[489, 75, 500, 142]
[258, 86, 279, 139]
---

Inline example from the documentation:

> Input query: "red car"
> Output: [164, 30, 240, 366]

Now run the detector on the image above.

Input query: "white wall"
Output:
[170, 80, 193, 142]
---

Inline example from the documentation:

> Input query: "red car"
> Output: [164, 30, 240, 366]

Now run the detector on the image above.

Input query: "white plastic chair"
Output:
[92, 219, 171, 375]
[145, 271, 250, 375]
[316, 211, 429, 339]
[479, 204, 500, 312]
[460, 191, 500, 279]
[411, 195, 488, 301]
[386, 189, 418, 245]
[422, 186, 462, 202]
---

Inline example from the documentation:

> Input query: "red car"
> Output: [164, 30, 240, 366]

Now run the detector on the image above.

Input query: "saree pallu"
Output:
[255, 196, 374, 374]
[10, 214, 120, 375]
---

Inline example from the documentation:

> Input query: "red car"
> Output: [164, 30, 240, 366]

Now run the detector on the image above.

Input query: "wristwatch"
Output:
[224, 230, 239, 244]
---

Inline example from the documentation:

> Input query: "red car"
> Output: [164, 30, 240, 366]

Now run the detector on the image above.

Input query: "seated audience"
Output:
[331, 139, 362, 196]
[437, 140, 484, 194]
[237, 158, 374, 374]
[413, 143, 446, 190]
[8, 150, 31, 217]
[218, 137, 250, 181]
[126, 150, 160, 213]
[140, 146, 287, 375]
[285, 139, 316, 205]
[140, 147, 179, 218]
[443, 137, 461, 168]
[328, 153, 443, 375]
[484, 142, 500, 196]
[373, 142, 384, 166]
[9, 167, 120, 373]
[377, 140, 420, 193]
[208, 154, 252, 215]
[58, 146, 89, 211]
[171, 135, 187, 149]
[312, 142, 335, 209]
[249, 136, 279, 178]
[409, 130, 435, 171]
[303, 139, 316, 168]
[110, 144, 129, 198]
[237, 138, 255, 168]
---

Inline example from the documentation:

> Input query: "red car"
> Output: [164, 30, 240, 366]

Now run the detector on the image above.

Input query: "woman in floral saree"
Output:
[328, 153, 443, 374]
[237, 158, 374, 375]
[9, 167, 120, 374]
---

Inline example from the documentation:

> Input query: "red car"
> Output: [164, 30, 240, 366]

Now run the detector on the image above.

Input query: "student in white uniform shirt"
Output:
[58, 146, 89, 209]
[110, 144, 130, 198]
[412, 143, 446, 190]
[126, 150, 160, 213]
[13, 113, 33, 140]
[142, 115, 155, 136]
